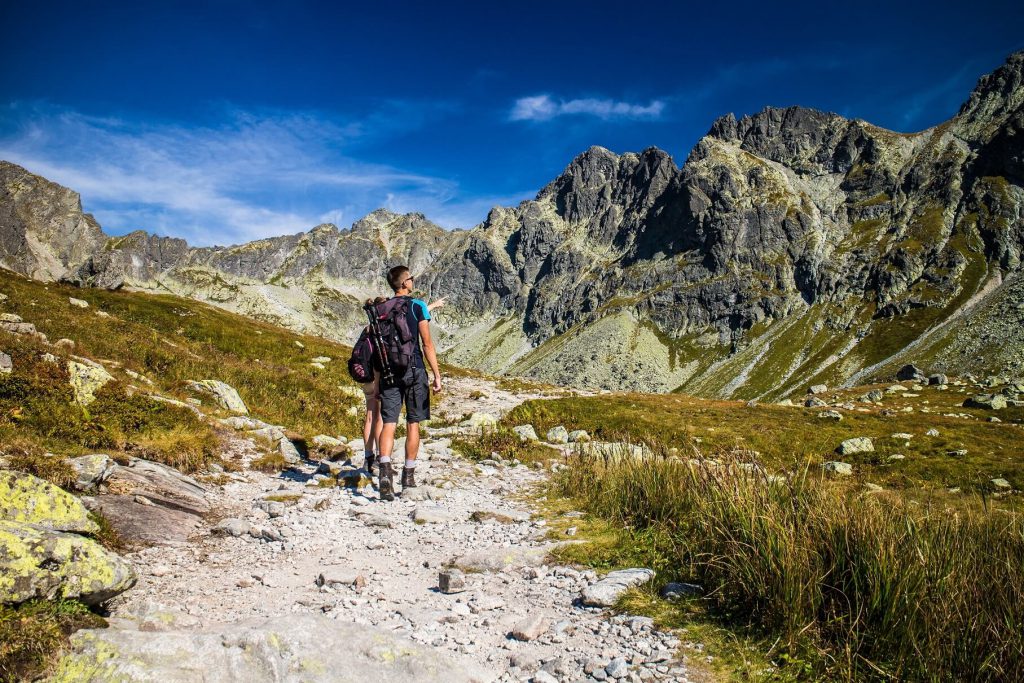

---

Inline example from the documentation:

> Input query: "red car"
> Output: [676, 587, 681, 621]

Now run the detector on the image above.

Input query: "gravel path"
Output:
[110, 378, 706, 683]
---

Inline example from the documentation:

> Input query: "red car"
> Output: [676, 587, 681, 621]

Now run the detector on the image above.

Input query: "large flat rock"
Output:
[51, 613, 494, 682]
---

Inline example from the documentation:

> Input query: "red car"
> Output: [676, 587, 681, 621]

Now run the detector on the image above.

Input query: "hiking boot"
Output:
[401, 466, 416, 489]
[364, 452, 376, 473]
[378, 461, 395, 501]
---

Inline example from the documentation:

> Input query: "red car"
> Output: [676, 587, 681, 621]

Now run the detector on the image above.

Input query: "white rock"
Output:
[581, 568, 655, 607]
[546, 425, 570, 444]
[68, 297, 89, 308]
[837, 437, 873, 455]
[186, 379, 248, 414]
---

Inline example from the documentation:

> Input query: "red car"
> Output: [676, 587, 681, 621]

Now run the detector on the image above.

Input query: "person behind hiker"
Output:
[375, 266, 442, 500]
[360, 296, 388, 472]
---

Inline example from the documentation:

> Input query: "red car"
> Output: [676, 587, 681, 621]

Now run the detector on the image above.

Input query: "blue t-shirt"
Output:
[406, 297, 430, 368]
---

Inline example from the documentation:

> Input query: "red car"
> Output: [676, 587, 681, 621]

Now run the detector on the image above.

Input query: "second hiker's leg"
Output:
[377, 381, 402, 501]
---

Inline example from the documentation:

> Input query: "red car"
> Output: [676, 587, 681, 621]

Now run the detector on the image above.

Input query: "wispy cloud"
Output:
[0, 102, 505, 245]
[509, 95, 666, 122]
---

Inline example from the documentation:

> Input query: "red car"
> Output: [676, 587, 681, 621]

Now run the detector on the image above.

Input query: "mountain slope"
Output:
[2, 52, 1023, 397]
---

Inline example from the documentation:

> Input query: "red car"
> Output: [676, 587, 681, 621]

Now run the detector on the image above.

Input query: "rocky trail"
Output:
[62, 376, 704, 683]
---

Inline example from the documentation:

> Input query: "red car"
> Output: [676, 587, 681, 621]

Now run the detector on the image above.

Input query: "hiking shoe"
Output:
[364, 452, 376, 473]
[378, 461, 395, 501]
[401, 467, 416, 489]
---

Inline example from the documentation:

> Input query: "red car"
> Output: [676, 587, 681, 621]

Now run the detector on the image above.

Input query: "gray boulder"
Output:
[69, 454, 117, 491]
[513, 424, 540, 442]
[0, 520, 135, 606]
[581, 568, 655, 607]
[0, 350, 11, 374]
[546, 425, 570, 444]
[67, 360, 115, 405]
[823, 461, 854, 476]
[185, 379, 248, 414]
[51, 614, 493, 682]
[896, 364, 926, 382]
[964, 394, 1007, 410]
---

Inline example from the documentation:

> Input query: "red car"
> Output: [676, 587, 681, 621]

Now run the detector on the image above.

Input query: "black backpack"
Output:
[346, 329, 376, 384]
[367, 297, 417, 384]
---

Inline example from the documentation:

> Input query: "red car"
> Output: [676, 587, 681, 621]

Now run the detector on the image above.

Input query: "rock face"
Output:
[90, 457, 213, 546]
[51, 613, 493, 682]
[3, 53, 1024, 396]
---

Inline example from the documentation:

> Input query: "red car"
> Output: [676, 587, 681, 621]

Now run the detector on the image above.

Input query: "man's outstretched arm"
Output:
[418, 319, 442, 392]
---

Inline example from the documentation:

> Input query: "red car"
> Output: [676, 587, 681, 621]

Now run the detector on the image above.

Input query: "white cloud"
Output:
[510, 94, 665, 122]
[0, 103, 509, 245]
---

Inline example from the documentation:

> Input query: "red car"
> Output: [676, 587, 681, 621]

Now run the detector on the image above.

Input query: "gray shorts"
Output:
[380, 365, 430, 424]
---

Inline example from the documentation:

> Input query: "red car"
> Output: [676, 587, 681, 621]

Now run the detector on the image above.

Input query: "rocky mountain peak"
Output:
[955, 50, 1024, 144]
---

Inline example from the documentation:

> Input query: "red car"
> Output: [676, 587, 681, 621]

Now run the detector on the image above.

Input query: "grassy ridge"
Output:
[0, 267, 365, 445]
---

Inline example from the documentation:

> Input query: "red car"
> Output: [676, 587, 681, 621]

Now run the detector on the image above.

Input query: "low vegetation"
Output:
[450, 427, 556, 465]
[0, 599, 106, 681]
[550, 451, 1023, 681]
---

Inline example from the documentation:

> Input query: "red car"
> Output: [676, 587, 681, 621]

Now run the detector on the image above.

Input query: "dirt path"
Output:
[108, 377, 701, 683]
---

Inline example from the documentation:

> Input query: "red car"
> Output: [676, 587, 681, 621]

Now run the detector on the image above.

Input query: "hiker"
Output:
[360, 296, 388, 473]
[373, 265, 442, 500]
[359, 295, 446, 473]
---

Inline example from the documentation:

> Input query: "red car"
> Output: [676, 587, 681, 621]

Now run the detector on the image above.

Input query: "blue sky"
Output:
[1, 0, 1022, 246]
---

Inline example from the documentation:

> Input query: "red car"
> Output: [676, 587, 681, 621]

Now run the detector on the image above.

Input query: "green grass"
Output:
[507, 388, 1024, 503]
[0, 267, 366, 450]
[450, 427, 557, 465]
[0, 599, 106, 681]
[551, 452, 1024, 681]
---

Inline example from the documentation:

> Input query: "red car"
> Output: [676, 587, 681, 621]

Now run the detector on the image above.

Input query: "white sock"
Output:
[379, 455, 391, 464]
[404, 459, 416, 469]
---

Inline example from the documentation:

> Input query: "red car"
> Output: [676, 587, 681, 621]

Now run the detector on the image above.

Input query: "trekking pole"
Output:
[363, 303, 395, 385]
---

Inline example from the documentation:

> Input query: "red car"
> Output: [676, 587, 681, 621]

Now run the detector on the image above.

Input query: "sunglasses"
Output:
[403, 275, 415, 285]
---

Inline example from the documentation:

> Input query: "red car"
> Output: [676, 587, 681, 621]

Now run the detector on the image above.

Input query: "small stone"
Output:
[606, 657, 629, 679]
[804, 397, 827, 407]
[818, 410, 843, 421]
[546, 425, 570, 444]
[887, 454, 906, 461]
[532, 672, 559, 683]
[438, 568, 466, 594]
[581, 568, 655, 607]
[213, 518, 251, 537]
[928, 373, 948, 385]
[991, 478, 1012, 490]
[947, 449, 968, 458]
[660, 582, 703, 600]
[568, 429, 591, 443]
[68, 297, 89, 308]
[0, 351, 10, 374]
[837, 437, 873, 455]
[896, 364, 925, 382]
[134, 495, 154, 506]
[823, 461, 853, 476]
[926, 428, 940, 437]
[510, 614, 549, 641]
[808, 384, 828, 395]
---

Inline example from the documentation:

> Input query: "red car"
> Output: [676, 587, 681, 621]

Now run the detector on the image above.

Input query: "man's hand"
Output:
[432, 374, 442, 392]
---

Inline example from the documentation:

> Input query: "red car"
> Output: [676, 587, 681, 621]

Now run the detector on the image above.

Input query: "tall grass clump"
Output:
[557, 449, 1024, 681]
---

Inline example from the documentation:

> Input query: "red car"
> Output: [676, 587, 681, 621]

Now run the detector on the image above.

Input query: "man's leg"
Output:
[401, 367, 430, 489]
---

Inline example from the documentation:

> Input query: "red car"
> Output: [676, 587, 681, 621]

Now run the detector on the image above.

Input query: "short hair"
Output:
[387, 265, 410, 292]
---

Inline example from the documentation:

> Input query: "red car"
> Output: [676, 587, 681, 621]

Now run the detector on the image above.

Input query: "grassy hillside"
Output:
[0, 267, 366, 467]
